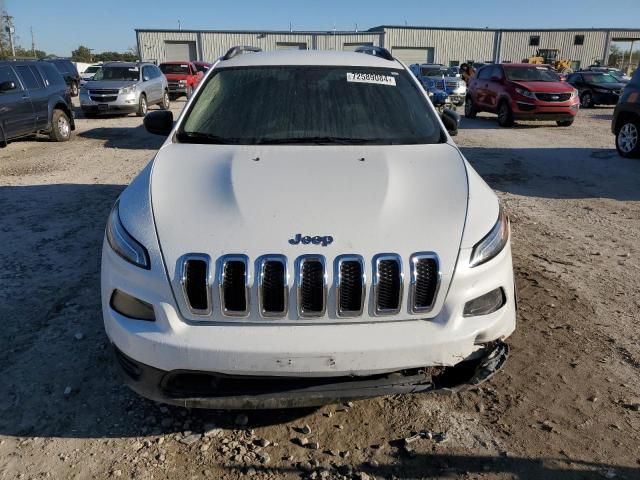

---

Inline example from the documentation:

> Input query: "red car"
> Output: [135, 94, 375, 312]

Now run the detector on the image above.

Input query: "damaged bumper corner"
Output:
[113, 341, 509, 409]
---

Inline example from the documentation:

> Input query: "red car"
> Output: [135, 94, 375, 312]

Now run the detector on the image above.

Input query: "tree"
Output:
[71, 45, 92, 62]
[608, 44, 623, 68]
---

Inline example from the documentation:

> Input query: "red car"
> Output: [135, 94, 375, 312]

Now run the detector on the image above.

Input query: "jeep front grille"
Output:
[409, 253, 440, 313]
[258, 255, 288, 317]
[336, 255, 365, 317]
[218, 255, 250, 317]
[180, 255, 212, 315]
[296, 255, 327, 317]
[373, 254, 403, 315]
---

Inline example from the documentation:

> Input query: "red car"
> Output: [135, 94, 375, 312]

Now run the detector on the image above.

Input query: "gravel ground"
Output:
[0, 100, 639, 480]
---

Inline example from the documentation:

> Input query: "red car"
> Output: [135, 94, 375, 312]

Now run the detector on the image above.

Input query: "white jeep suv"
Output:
[101, 46, 516, 408]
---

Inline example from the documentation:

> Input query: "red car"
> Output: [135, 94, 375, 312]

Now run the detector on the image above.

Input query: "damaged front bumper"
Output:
[114, 341, 509, 409]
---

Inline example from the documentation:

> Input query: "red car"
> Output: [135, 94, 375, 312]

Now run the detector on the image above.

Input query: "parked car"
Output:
[80, 61, 169, 117]
[0, 60, 75, 145]
[448, 66, 461, 77]
[611, 68, 640, 158]
[584, 66, 631, 83]
[159, 61, 204, 99]
[102, 46, 515, 408]
[410, 63, 467, 106]
[192, 61, 212, 74]
[567, 72, 626, 108]
[80, 64, 102, 85]
[42, 58, 81, 97]
[465, 63, 579, 127]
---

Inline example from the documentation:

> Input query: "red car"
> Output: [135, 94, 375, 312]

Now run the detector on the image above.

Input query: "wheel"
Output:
[160, 90, 170, 110]
[616, 120, 640, 158]
[70, 81, 79, 97]
[136, 94, 148, 117]
[581, 92, 593, 108]
[186, 85, 193, 99]
[464, 96, 477, 119]
[497, 101, 514, 127]
[50, 109, 71, 142]
[556, 119, 574, 127]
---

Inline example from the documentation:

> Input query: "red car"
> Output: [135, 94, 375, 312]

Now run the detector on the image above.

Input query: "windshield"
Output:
[583, 73, 618, 84]
[194, 64, 209, 73]
[85, 66, 100, 74]
[93, 66, 140, 82]
[421, 67, 448, 77]
[160, 64, 190, 74]
[178, 66, 442, 145]
[504, 67, 560, 82]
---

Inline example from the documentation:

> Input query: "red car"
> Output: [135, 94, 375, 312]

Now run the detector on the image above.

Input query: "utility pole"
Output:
[178, 19, 181, 31]
[31, 26, 35, 58]
[2, 14, 16, 58]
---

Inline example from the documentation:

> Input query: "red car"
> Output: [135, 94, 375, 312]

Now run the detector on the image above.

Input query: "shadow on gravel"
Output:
[461, 146, 640, 201]
[78, 125, 165, 150]
[461, 117, 554, 130]
[225, 453, 640, 480]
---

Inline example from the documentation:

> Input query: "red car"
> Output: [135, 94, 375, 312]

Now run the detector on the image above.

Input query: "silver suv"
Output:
[80, 62, 169, 117]
[410, 63, 467, 106]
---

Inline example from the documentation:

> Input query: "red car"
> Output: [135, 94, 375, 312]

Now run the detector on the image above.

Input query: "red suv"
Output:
[465, 63, 579, 127]
[159, 61, 205, 99]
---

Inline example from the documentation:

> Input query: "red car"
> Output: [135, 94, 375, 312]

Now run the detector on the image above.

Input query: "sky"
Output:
[4, 0, 640, 57]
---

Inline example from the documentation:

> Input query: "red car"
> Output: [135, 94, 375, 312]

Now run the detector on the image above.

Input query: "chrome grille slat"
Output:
[409, 253, 440, 314]
[180, 254, 212, 316]
[258, 255, 288, 317]
[372, 254, 403, 316]
[335, 255, 365, 318]
[296, 255, 327, 317]
[218, 255, 250, 317]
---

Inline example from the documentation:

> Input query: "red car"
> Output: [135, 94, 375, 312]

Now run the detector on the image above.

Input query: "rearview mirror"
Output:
[0, 80, 16, 92]
[441, 109, 460, 136]
[144, 110, 174, 136]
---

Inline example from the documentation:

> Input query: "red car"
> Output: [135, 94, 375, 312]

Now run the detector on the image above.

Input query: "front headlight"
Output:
[178, 80, 187, 85]
[119, 85, 136, 94]
[570, 89, 579, 99]
[469, 206, 509, 267]
[106, 201, 150, 269]
[515, 88, 535, 99]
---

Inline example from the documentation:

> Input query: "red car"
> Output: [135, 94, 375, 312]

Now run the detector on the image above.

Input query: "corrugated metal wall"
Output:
[138, 28, 640, 67]
[383, 28, 497, 65]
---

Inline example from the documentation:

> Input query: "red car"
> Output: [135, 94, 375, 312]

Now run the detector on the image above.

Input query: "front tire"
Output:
[497, 101, 514, 127]
[160, 90, 170, 110]
[556, 119, 574, 127]
[136, 94, 148, 117]
[464, 96, 477, 119]
[616, 120, 640, 158]
[581, 92, 593, 108]
[50, 109, 71, 142]
[186, 85, 193, 99]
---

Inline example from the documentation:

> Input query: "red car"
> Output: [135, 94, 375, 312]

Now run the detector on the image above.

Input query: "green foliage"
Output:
[71, 45, 92, 62]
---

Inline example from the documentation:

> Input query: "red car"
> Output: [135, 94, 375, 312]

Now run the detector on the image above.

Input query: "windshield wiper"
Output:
[255, 136, 380, 145]
[176, 132, 240, 144]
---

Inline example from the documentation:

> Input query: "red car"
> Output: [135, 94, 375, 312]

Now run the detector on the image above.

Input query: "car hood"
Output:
[84, 80, 137, 90]
[163, 73, 191, 81]
[150, 142, 469, 321]
[427, 75, 461, 82]
[510, 81, 575, 92]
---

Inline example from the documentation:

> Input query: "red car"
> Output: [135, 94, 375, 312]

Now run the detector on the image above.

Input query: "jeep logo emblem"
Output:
[289, 234, 334, 247]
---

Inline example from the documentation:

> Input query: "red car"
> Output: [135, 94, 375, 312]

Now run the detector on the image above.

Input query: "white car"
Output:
[79, 64, 102, 85]
[102, 46, 516, 409]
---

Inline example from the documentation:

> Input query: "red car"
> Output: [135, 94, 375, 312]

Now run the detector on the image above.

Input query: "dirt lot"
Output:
[0, 100, 639, 480]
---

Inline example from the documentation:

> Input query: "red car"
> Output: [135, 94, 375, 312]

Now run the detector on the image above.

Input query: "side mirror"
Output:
[144, 110, 174, 136]
[441, 108, 460, 136]
[143, 75, 150, 82]
[0, 80, 16, 92]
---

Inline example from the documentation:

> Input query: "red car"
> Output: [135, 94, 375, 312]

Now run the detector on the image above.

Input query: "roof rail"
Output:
[354, 46, 394, 61]
[222, 46, 262, 61]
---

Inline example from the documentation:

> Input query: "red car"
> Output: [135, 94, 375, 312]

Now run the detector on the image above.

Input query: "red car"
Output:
[159, 61, 205, 99]
[465, 63, 580, 127]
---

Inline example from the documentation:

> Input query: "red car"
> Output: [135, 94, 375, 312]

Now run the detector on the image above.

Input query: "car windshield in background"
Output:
[421, 68, 448, 76]
[583, 73, 618, 84]
[179, 66, 442, 145]
[92, 66, 140, 81]
[504, 67, 560, 82]
[160, 64, 190, 74]
[85, 66, 101, 74]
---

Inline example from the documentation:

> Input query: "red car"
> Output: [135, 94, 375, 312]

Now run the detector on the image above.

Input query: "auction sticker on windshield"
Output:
[347, 72, 396, 86]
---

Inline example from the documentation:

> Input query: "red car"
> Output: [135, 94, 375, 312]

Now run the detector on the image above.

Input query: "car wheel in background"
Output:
[50, 109, 71, 142]
[497, 101, 514, 127]
[464, 96, 477, 119]
[186, 85, 193, 99]
[556, 120, 574, 127]
[70, 81, 79, 97]
[160, 90, 170, 110]
[581, 92, 593, 108]
[137, 94, 148, 117]
[616, 120, 640, 158]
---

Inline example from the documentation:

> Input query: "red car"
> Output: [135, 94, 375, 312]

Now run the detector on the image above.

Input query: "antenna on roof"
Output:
[355, 23, 358, 32]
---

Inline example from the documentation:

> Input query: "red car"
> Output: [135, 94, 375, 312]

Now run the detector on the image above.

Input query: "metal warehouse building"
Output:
[137, 25, 640, 69]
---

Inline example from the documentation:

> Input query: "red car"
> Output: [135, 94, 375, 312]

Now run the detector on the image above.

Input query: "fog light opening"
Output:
[110, 289, 156, 321]
[463, 288, 506, 317]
